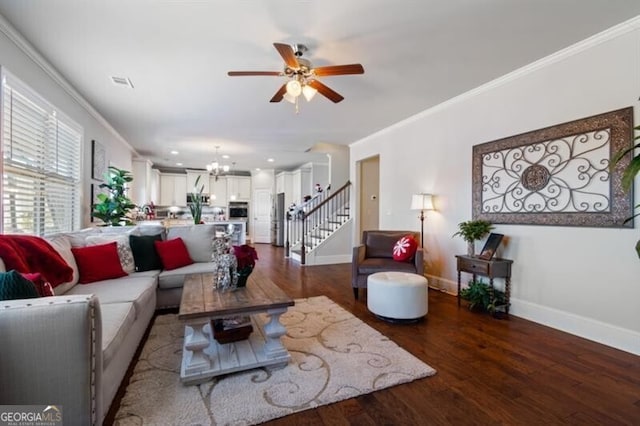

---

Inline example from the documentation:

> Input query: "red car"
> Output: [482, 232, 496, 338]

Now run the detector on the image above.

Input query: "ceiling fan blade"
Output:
[308, 80, 344, 103]
[313, 64, 364, 76]
[228, 71, 282, 76]
[273, 43, 300, 69]
[270, 84, 287, 103]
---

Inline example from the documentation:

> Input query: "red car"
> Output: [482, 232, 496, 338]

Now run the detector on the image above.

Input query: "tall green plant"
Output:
[92, 166, 136, 226]
[612, 124, 640, 258]
[188, 175, 205, 224]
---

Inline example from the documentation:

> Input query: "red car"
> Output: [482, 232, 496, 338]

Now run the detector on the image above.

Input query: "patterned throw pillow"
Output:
[392, 235, 418, 262]
[85, 234, 135, 274]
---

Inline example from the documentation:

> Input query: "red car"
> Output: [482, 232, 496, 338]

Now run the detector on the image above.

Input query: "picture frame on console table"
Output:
[478, 233, 504, 260]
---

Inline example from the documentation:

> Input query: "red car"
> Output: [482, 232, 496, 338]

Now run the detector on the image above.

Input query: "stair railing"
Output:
[285, 181, 351, 264]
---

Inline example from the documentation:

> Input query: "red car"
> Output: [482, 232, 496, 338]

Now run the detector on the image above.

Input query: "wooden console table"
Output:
[455, 255, 513, 316]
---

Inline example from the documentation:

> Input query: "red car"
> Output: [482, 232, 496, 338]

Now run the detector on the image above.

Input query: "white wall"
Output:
[0, 16, 135, 227]
[351, 21, 640, 355]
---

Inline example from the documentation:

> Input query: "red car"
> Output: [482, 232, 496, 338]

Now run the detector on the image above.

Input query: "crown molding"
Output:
[352, 14, 640, 148]
[0, 12, 137, 155]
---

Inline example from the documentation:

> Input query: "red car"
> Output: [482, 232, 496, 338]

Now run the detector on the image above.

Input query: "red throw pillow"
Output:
[154, 238, 194, 271]
[20, 272, 54, 297]
[392, 235, 418, 262]
[71, 242, 128, 284]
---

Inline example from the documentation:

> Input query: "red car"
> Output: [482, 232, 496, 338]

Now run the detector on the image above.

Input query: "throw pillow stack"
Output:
[0, 270, 54, 301]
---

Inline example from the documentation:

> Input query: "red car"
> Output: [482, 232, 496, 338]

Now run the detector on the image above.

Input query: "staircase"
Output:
[286, 181, 352, 265]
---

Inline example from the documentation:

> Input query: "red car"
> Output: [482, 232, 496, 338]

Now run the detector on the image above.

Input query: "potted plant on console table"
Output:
[452, 219, 494, 256]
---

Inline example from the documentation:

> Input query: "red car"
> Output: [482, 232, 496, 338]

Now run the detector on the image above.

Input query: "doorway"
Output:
[252, 189, 271, 243]
[358, 155, 380, 236]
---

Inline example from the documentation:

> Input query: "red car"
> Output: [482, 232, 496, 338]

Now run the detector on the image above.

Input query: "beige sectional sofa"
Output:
[0, 223, 220, 425]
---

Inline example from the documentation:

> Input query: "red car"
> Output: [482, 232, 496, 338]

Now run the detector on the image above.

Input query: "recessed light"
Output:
[176, 162, 183, 166]
[267, 158, 274, 162]
[170, 150, 179, 155]
[222, 154, 230, 159]
[255, 168, 261, 171]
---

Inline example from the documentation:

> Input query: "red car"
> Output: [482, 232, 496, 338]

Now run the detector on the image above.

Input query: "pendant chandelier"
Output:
[206, 146, 230, 181]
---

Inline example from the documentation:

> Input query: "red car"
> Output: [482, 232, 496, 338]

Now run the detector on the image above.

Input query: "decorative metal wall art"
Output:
[473, 107, 634, 227]
[91, 139, 106, 181]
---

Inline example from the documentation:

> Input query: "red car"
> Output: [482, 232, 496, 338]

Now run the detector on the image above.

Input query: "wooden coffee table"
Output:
[178, 270, 294, 385]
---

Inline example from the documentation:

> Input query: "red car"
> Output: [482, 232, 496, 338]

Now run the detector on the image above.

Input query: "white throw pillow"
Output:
[44, 234, 80, 294]
[166, 224, 216, 262]
[85, 234, 135, 273]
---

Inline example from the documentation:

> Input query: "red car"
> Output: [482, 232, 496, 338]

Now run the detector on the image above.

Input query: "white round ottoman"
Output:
[367, 271, 428, 322]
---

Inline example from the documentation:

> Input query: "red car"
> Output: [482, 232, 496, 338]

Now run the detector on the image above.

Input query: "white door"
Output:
[253, 189, 272, 243]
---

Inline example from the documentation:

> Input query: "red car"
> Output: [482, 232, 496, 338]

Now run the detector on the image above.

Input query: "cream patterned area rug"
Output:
[115, 295, 436, 425]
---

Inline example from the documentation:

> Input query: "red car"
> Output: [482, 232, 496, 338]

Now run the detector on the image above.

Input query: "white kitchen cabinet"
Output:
[209, 176, 228, 206]
[159, 173, 187, 206]
[130, 159, 155, 206]
[276, 171, 294, 209]
[227, 176, 251, 201]
[149, 169, 160, 204]
[291, 167, 311, 205]
[186, 170, 210, 194]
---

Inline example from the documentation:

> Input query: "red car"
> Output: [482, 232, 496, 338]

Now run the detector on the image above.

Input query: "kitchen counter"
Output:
[161, 219, 246, 245]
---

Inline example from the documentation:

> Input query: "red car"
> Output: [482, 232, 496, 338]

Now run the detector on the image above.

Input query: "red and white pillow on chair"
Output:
[392, 235, 418, 262]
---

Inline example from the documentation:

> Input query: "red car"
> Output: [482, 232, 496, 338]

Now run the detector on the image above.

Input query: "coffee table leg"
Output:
[182, 319, 212, 377]
[263, 307, 288, 360]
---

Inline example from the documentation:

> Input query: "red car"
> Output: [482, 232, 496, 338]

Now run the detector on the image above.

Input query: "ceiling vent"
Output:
[111, 76, 134, 89]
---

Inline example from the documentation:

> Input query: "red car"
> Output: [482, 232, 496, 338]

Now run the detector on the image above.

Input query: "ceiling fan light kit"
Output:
[227, 42, 364, 113]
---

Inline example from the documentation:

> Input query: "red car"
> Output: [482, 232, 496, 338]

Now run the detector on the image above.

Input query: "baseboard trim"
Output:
[305, 254, 351, 266]
[511, 298, 640, 356]
[425, 274, 457, 296]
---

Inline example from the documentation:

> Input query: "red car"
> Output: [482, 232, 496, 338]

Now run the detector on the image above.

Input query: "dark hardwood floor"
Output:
[107, 244, 640, 425]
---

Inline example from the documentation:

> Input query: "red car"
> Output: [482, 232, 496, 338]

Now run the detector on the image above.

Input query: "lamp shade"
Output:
[302, 84, 317, 101]
[286, 80, 302, 97]
[411, 193, 434, 210]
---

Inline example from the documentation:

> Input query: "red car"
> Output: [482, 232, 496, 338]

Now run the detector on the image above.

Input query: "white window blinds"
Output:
[2, 70, 82, 236]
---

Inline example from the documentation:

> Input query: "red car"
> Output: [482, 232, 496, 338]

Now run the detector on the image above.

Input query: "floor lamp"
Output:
[411, 193, 434, 248]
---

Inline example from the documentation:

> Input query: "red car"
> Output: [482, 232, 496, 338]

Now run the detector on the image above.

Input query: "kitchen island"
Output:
[162, 220, 247, 245]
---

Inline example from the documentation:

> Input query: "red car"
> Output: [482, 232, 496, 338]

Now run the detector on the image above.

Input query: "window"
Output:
[1, 69, 82, 236]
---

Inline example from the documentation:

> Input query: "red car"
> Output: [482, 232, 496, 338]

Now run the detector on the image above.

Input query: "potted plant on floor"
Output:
[612, 123, 640, 258]
[92, 166, 136, 226]
[460, 279, 507, 317]
[452, 220, 494, 256]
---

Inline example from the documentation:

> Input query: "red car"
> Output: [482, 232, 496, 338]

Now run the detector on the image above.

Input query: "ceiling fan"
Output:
[227, 43, 364, 104]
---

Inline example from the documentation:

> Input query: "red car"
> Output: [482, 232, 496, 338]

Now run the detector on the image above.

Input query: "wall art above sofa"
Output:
[472, 107, 634, 228]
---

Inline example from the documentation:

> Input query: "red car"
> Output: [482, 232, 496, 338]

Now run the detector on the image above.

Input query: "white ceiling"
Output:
[0, 1, 639, 172]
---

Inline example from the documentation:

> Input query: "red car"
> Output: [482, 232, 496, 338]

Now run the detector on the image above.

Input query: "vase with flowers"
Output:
[232, 244, 258, 287]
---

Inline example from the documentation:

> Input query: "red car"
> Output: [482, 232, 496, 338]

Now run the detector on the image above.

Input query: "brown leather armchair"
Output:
[352, 230, 424, 299]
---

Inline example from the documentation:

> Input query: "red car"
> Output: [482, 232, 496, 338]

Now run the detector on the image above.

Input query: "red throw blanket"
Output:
[0, 235, 73, 287]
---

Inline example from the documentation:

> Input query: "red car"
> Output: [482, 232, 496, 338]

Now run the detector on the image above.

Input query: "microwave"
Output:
[228, 202, 248, 218]
[186, 194, 209, 204]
